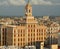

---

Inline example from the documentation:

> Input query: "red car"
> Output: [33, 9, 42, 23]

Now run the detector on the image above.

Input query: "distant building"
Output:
[0, 18, 14, 25]
[47, 22, 59, 38]
[46, 22, 59, 45]
[43, 16, 49, 21]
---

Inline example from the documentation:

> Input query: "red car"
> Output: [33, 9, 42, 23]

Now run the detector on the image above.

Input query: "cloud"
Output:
[0, 0, 26, 6]
[8, 0, 26, 6]
[0, 0, 60, 6]
[30, 0, 60, 5]
[0, 1, 8, 6]
[55, 3, 60, 5]
[30, 0, 52, 5]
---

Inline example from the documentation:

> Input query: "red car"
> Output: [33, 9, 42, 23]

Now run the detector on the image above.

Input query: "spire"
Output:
[28, 0, 29, 3]
[25, 0, 32, 16]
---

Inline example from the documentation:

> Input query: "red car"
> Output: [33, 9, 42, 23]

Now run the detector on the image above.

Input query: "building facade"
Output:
[0, 2, 47, 47]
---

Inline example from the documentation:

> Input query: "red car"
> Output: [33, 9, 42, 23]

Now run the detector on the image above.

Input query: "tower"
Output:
[25, 0, 32, 16]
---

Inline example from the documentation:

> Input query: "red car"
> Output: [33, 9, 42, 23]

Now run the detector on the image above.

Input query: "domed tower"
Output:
[25, 0, 32, 16]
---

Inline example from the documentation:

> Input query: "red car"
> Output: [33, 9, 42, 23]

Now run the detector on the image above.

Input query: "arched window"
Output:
[28, 25, 30, 27]
[29, 9, 30, 13]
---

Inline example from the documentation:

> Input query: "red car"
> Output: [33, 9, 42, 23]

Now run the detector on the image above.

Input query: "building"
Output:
[0, 1, 47, 48]
[0, 18, 14, 25]
[43, 16, 49, 21]
[47, 22, 59, 38]
[44, 22, 59, 47]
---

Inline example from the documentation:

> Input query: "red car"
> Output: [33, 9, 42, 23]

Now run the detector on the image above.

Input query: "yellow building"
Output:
[0, 1, 47, 47]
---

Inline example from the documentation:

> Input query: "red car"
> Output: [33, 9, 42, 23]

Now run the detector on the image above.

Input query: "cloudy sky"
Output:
[0, 0, 60, 16]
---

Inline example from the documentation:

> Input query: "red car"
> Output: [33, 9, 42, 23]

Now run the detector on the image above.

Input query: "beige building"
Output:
[0, 1, 47, 47]
[47, 22, 59, 38]
[43, 16, 49, 20]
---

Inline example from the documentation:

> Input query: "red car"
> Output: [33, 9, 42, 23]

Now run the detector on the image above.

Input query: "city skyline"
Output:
[0, 0, 60, 16]
[0, 1, 59, 49]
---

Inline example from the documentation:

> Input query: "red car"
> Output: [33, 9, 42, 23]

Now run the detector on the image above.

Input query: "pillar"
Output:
[40, 42, 44, 49]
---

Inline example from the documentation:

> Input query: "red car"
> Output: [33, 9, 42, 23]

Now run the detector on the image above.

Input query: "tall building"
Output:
[0, 1, 47, 48]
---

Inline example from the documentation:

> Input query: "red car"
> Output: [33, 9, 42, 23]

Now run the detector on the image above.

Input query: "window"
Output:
[21, 34, 22, 36]
[14, 39, 16, 41]
[31, 38, 32, 41]
[2, 28, 4, 32]
[14, 34, 16, 37]
[28, 25, 30, 27]
[39, 29, 40, 32]
[21, 30, 22, 33]
[31, 34, 32, 36]
[18, 43, 19, 46]
[18, 34, 19, 37]
[41, 29, 43, 32]
[29, 9, 30, 13]
[18, 39, 19, 41]
[39, 38, 40, 40]
[37, 33, 38, 36]
[5, 28, 7, 33]
[28, 29, 30, 32]
[41, 37, 43, 40]
[34, 25, 35, 27]
[37, 38, 38, 40]
[14, 43, 15, 45]
[31, 25, 32, 27]
[44, 37, 46, 39]
[34, 29, 35, 32]
[28, 34, 30, 36]
[37, 29, 38, 32]
[28, 38, 30, 41]
[41, 33, 43, 35]
[39, 33, 40, 35]
[31, 29, 32, 32]
[21, 38, 22, 41]
[34, 33, 35, 36]
[21, 43, 22, 45]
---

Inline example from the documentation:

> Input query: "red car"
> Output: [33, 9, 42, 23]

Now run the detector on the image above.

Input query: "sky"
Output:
[0, 0, 60, 16]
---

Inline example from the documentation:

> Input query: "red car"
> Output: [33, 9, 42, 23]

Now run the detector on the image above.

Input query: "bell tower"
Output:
[25, 0, 32, 16]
